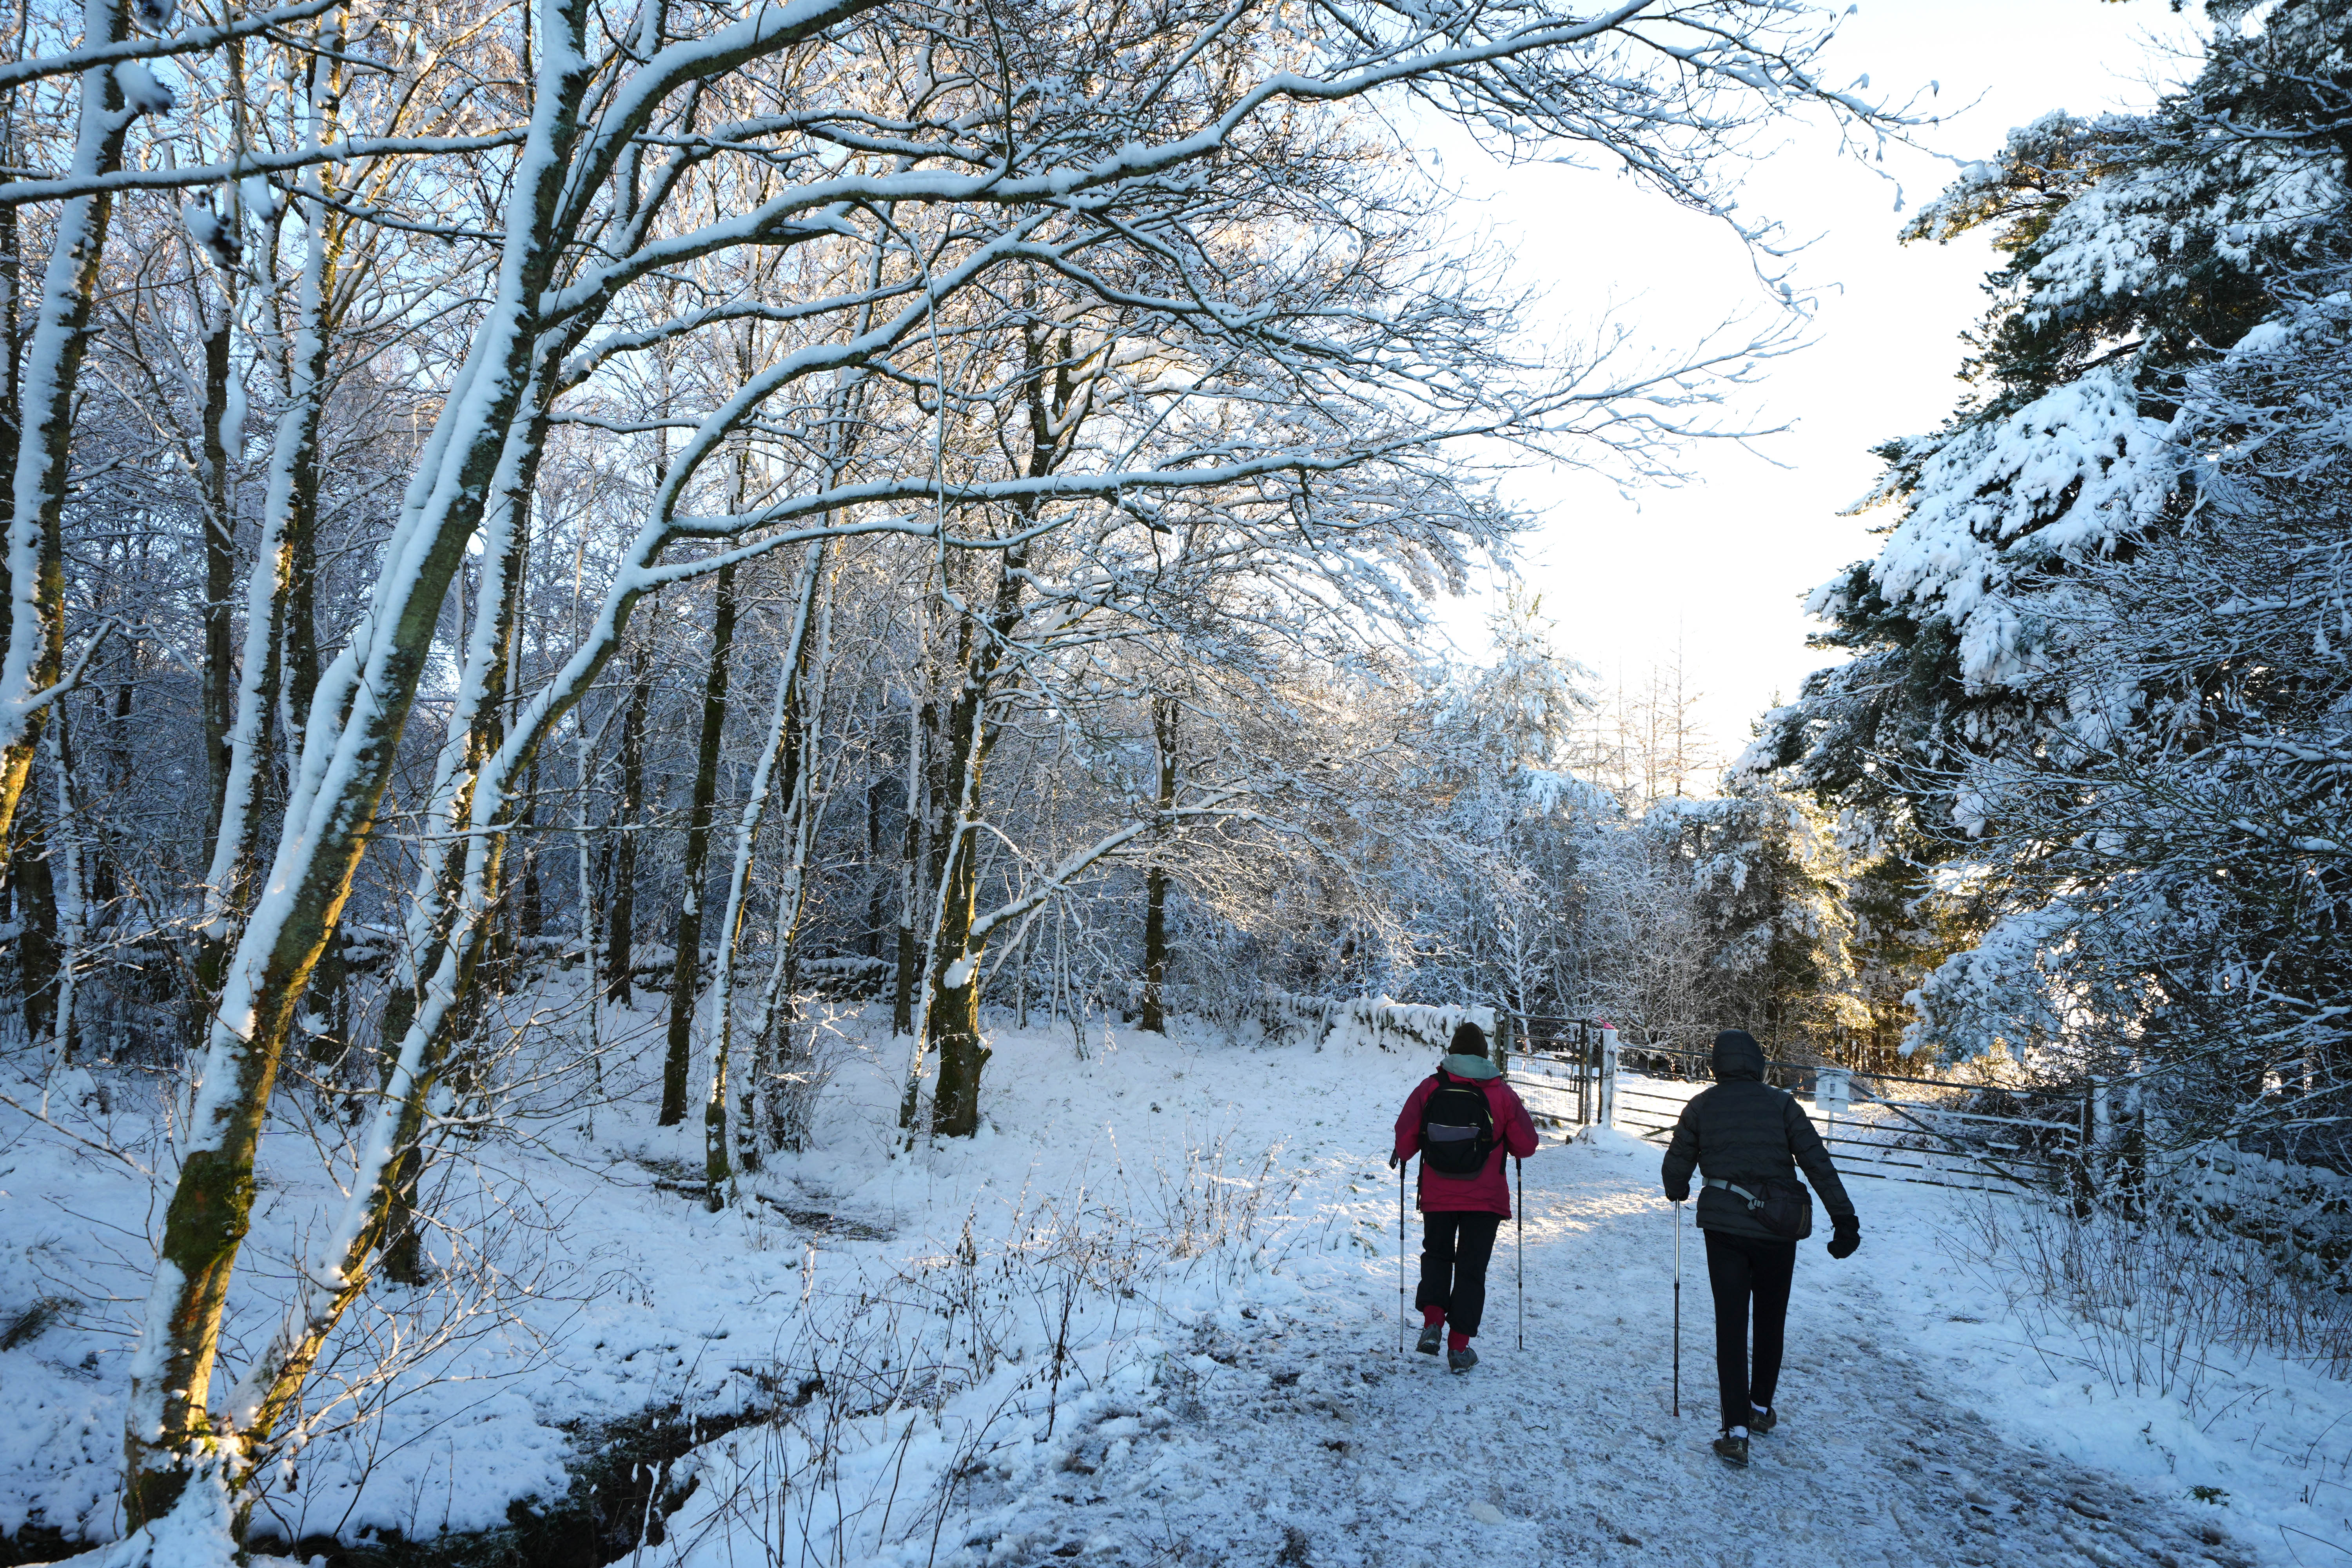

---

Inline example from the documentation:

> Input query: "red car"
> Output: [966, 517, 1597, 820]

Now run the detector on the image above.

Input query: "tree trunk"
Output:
[926, 776, 990, 1136]
[192, 171, 346, 1001]
[1139, 696, 1177, 1034]
[0, 0, 134, 867]
[377, 418, 541, 1262]
[122, 124, 581, 1531]
[94, 659, 127, 905]
[0, 172, 19, 707]
[280, 438, 321, 773]
[518, 762, 542, 940]
[661, 559, 738, 1127]
[911, 322, 1074, 1134]
[482, 523, 534, 993]
[45, 710, 83, 1062]
[374, 1131, 430, 1279]
[10, 766, 56, 1046]
[198, 314, 236, 869]
[705, 543, 826, 1196]
[575, 713, 603, 1121]
[864, 771, 887, 958]
[919, 558, 1027, 1138]
[231, 388, 572, 1475]
[604, 650, 652, 1005]
[892, 699, 920, 1038]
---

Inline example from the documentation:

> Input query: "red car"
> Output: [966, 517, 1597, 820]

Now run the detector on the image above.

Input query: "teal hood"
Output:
[1439, 1053, 1500, 1080]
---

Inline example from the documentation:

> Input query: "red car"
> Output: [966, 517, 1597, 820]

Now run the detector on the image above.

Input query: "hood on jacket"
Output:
[1439, 1053, 1501, 1081]
[1711, 1030, 1766, 1082]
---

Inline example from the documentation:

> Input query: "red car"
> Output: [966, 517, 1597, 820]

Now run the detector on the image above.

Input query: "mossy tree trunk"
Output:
[922, 314, 1098, 1135]
[920, 548, 1033, 1137]
[121, 98, 582, 1523]
[0, 2, 133, 870]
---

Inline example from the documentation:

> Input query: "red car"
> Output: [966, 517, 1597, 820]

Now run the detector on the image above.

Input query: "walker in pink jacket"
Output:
[1392, 1055, 1539, 1216]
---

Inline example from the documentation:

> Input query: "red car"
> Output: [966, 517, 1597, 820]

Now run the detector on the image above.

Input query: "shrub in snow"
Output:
[1960, 1180, 2352, 1406]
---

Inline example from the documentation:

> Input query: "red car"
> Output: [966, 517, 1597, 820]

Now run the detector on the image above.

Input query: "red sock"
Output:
[1421, 1307, 1444, 1327]
[1448, 1331, 1470, 1352]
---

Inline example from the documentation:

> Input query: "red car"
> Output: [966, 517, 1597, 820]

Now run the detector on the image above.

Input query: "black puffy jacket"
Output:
[1660, 1032, 1855, 1241]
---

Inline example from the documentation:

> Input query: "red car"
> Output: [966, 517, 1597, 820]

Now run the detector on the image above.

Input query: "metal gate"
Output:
[1610, 1044, 2083, 1192]
[1501, 1021, 2083, 1193]
[1501, 1016, 1613, 1132]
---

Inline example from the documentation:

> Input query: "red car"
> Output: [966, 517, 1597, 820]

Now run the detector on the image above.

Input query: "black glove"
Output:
[1387, 1150, 1403, 1170]
[1828, 1216, 1860, 1259]
[1664, 1183, 1689, 1203]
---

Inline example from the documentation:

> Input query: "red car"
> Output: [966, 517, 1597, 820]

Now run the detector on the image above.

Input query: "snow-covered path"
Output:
[5, 1023, 2301, 1566]
[953, 1130, 2254, 1568]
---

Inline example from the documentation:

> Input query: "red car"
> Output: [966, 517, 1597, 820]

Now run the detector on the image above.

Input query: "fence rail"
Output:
[1503, 1024, 2085, 1194]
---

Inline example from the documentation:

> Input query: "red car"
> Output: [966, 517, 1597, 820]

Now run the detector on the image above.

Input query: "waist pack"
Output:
[1705, 1176, 1813, 1240]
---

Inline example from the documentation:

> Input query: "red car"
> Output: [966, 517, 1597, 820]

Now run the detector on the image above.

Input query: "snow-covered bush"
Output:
[649, 1136, 1303, 1566]
[1960, 1186, 2352, 1408]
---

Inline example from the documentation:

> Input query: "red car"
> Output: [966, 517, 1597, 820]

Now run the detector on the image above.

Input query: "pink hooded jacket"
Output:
[1393, 1057, 1540, 1217]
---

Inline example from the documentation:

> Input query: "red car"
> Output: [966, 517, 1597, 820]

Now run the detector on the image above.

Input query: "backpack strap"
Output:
[1415, 1070, 1443, 1127]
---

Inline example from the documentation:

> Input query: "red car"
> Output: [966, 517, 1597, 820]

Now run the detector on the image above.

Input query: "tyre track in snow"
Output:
[961, 1133, 2256, 1568]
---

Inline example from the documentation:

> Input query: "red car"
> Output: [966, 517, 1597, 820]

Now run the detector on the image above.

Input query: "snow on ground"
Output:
[0, 1016, 2341, 1565]
[880, 1120, 2250, 1568]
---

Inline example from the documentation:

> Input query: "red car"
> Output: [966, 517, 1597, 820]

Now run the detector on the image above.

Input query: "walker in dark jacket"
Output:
[1660, 1029, 1860, 1467]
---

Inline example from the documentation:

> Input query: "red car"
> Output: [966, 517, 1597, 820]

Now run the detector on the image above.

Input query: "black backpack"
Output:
[1419, 1069, 1496, 1176]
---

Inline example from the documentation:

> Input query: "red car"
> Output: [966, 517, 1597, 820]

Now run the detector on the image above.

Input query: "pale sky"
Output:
[1427, 0, 2210, 773]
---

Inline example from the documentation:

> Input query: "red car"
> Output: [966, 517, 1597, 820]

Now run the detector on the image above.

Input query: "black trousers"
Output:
[1416, 1211, 1503, 1338]
[1704, 1229, 1797, 1430]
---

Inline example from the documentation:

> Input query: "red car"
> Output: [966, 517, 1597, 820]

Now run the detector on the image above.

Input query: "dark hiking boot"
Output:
[1447, 1345, 1479, 1374]
[1712, 1432, 1749, 1468]
[1748, 1405, 1777, 1436]
[1416, 1321, 1445, 1356]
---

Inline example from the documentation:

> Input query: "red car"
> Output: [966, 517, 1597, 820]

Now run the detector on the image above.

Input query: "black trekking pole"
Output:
[1515, 1156, 1524, 1350]
[1397, 1154, 1407, 1354]
[1671, 1197, 1683, 1418]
